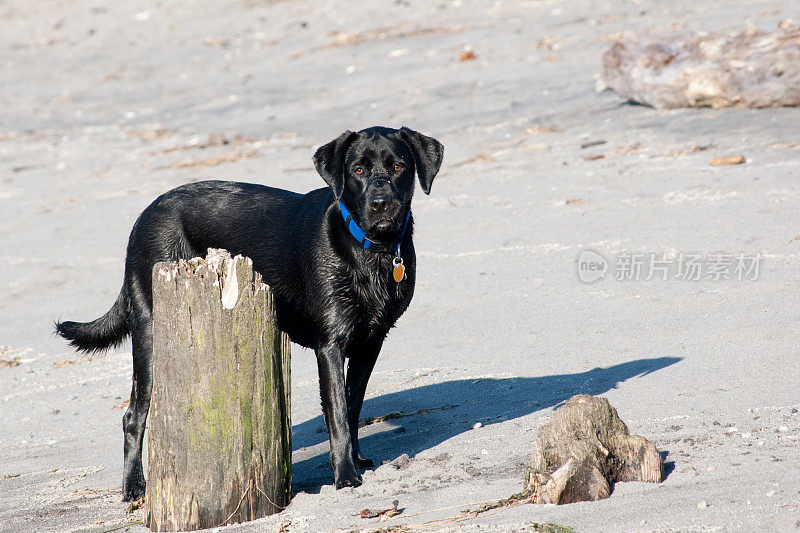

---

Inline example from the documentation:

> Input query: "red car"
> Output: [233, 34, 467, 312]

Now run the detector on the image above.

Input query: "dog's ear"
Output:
[399, 127, 444, 195]
[313, 130, 358, 198]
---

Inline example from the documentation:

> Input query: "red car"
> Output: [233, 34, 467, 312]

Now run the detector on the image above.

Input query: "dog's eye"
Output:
[393, 164, 404, 173]
[354, 167, 365, 175]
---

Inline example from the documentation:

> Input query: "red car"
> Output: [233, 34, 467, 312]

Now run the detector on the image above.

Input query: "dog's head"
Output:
[313, 126, 444, 241]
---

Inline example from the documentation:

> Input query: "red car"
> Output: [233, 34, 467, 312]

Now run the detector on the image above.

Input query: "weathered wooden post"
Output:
[146, 249, 291, 532]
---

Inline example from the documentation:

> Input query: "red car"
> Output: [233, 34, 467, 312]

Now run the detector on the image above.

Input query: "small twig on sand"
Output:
[386, 473, 572, 532]
[398, 499, 498, 519]
[359, 405, 456, 427]
[100, 522, 144, 533]
[461, 486, 536, 516]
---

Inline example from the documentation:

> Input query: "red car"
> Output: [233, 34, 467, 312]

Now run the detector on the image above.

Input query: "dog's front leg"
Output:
[345, 336, 384, 468]
[316, 341, 362, 488]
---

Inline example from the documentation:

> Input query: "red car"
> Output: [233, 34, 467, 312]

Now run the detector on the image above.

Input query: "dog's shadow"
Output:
[291, 356, 681, 493]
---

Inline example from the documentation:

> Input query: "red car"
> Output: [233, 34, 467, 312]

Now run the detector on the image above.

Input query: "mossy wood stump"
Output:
[146, 249, 291, 532]
[526, 394, 662, 505]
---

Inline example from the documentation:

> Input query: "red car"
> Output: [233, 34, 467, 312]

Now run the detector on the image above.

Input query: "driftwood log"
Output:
[146, 249, 292, 532]
[600, 20, 800, 108]
[525, 394, 662, 505]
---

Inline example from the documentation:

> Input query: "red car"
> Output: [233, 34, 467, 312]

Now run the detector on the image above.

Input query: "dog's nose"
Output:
[369, 195, 391, 213]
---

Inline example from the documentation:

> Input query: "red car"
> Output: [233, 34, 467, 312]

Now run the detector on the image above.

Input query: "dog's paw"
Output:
[354, 454, 374, 469]
[122, 479, 146, 502]
[334, 468, 363, 489]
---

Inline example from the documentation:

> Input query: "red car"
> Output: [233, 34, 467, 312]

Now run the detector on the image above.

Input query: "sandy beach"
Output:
[1, 0, 799, 531]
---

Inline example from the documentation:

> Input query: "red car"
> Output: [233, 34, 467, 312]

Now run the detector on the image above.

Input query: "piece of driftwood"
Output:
[525, 394, 662, 505]
[600, 20, 800, 108]
[146, 249, 292, 532]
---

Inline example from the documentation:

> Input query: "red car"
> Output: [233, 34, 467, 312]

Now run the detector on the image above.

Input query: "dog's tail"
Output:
[55, 288, 130, 354]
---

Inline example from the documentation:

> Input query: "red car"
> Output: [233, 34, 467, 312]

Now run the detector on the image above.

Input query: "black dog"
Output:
[56, 126, 443, 501]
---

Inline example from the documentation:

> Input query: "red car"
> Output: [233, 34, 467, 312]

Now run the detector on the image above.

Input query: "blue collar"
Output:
[338, 200, 411, 255]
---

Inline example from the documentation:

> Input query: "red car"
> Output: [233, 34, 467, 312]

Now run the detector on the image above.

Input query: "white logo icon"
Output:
[577, 249, 608, 283]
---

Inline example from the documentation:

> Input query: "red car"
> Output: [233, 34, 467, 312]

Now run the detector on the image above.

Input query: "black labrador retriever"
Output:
[56, 126, 444, 501]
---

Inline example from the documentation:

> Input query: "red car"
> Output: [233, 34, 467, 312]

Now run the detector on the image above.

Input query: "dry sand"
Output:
[1, 0, 799, 531]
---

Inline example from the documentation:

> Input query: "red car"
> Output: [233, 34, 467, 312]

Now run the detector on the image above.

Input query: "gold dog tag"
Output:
[392, 257, 405, 283]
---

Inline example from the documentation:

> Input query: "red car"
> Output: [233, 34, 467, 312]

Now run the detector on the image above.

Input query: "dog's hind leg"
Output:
[121, 306, 153, 502]
[345, 337, 384, 469]
[119, 227, 202, 501]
